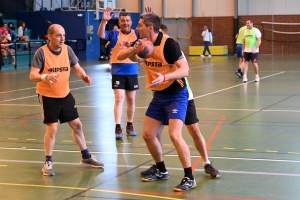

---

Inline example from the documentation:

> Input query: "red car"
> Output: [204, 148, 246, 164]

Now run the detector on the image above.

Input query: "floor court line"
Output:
[194, 71, 285, 99]
[1, 104, 300, 113]
[0, 183, 183, 200]
[0, 158, 299, 177]
[1, 147, 300, 163]
[0, 83, 108, 103]
[230, 93, 298, 125]
[0, 77, 111, 95]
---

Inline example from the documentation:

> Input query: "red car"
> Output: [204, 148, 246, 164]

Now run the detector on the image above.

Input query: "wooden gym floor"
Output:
[0, 54, 300, 200]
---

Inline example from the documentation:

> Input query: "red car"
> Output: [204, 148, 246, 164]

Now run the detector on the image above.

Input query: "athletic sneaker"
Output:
[140, 164, 157, 177]
[201, 55, 205, 58]
[80, 155, 104, 168]
[126, 125, 137, 136]
[255, 74, 260, 82]
[204, 163, 220, 178]
[141, 169, 169, 182]
[173, 177, 196, 192]
[235, 70, 243, 78]
[243, 75, 248, 83]
[42, 161, 55, 176]
[208, 54, 212, 58]
[115, 128, 124, 140]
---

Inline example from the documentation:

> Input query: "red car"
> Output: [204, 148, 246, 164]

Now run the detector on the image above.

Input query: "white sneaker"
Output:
[201, 55, 205, 58]
[255, 75, 260, 82]
[243, 75, 248, 83]
[208, 54, 212, 58]
[42, 161, 55, 176]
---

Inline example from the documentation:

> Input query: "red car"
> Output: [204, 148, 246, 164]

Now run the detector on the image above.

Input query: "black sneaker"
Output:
[140, 164, 157, 177]
[173, 177, 196, 192]
[204, 163, 220, 178]
[235, 70, 243, 78]
[141, 169, 169, 182]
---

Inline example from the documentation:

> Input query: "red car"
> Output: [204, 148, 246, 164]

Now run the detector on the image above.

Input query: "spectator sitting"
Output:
[8, 27, 17, 64]
[17, 21, 29, 51]
[7, 22, 15, 35]
[0, 23, 8, 36]
[0, 34, 16, 65]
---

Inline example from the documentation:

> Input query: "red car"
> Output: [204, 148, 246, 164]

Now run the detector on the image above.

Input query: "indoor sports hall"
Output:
[1, 0, 300, 199]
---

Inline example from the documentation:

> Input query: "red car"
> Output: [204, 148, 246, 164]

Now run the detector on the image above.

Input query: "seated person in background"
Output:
[8, 27, 17, 65]
[17, 21, 29, 51]
[0, 34, 16, 65]
[7, 22, 15, 35]
[0, 23, 8, 36]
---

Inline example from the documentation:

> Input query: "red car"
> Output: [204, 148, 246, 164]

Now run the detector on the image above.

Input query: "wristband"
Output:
[41, 74, 48, 81]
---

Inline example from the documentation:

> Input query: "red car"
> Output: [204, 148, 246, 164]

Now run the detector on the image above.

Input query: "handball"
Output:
[135, 40, 154, 59]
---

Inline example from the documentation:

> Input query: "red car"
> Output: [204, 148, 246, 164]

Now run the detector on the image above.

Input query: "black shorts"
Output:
[243, 52, 258, 63]
[184, 99, 199, 125]
[112, 75, 139, 90]
[38, 93, 79, 124]
[162, 99, 199, 125]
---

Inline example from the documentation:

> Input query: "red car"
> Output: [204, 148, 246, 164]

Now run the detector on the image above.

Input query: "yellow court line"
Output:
[0, 165, 7, 167]
[86, 141, 92, 144]
[288, 152, 300, 155]
[244, 149, 256, 151]
[8, 138, 18, 140]
[163, 144, 173, 147]
[26, 139, 36, 141]
[121, 143, 132, 145]
[266, 150, 278, 153]
[63, 140, 73, 143]
[223, 147, 235, 150]
[0, 183, 183, 200]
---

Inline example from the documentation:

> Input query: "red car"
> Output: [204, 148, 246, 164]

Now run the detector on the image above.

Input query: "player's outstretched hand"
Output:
[103, 7, 114, 21]
[144, 6, 153, 13]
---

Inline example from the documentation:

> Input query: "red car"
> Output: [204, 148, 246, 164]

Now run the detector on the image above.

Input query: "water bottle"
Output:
[87, 2, 90, 9]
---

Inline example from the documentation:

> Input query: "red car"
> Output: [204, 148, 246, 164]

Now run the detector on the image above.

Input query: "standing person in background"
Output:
[242, 19, 261, 83]
[17, 21, 29, 51]
[29, 24, 104, 176]
[97, 8, 139, 140]
[235, 24, 247, 78]
[201, 25, 212, 58]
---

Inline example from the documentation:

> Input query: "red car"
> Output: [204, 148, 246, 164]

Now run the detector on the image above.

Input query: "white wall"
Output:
[193, 0, 234, 17]
[238, 0, 300, 15]
[164, 0, 192, 18]
[143, 0, 163, 17]
[115, 0, 139, 12]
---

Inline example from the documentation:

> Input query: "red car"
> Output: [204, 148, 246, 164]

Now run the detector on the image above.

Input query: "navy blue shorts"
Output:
[236, 44, 243, 58]
[146, 87, 188, 123]
[162, 99, 199, 125]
